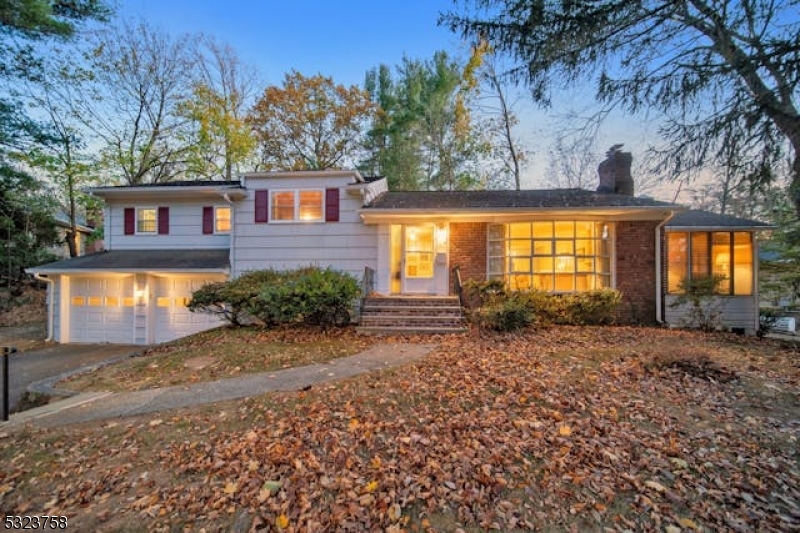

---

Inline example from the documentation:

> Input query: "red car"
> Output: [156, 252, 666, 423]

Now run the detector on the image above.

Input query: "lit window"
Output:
[105, 296, 119, 307]
[88, 296, 102, 307]
[137, 208, 157, 233]
[215, 207, 231, 233]
[270, 190, 324, 222]
[71, 296, 85, 306]
[157, 297, 171, 307]
[666, 231, 752, 295]
[488, 221, 612, 292]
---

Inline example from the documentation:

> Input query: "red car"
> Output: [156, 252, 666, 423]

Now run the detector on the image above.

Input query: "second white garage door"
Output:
[154, 276, 225, 344]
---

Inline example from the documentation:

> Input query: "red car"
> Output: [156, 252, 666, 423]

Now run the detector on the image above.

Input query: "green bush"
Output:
[669, 274, 726, 331]
[246, 267, 359, 327]
[467, 287, 622, 331]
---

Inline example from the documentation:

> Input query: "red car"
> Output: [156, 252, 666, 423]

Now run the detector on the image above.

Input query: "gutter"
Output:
[655, 211, 677, 324]
[32, 273, 54, 342]
[223, 192, 236, 278]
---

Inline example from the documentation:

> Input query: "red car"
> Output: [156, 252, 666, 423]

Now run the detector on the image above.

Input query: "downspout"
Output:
[33, 273, 54, 342]
[223, 192, 235, 278]
[655, 211, 677, 324]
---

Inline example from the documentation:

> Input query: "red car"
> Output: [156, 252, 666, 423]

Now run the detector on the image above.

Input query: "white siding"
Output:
[106, 199, 231, 250]
[232, 175, 378, 281]
[665, 295, 758, 334]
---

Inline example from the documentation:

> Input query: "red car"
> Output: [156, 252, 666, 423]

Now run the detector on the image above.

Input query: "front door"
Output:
[402, 225, 437, 294]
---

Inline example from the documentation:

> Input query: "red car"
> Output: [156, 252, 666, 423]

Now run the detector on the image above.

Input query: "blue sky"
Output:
[114, 0, 464, 87]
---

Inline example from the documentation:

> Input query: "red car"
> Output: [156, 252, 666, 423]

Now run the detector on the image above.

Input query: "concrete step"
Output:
[356, 326, 467, 335]
[361, 315, 465, 328]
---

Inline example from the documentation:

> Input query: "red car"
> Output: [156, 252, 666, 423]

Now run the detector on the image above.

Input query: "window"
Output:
[666, 231, 753, 295]
[270, 190, 324, 222]
[488, 221, 612, 292]
[215, 207, 231, 233]
[137, 208, 157, 234]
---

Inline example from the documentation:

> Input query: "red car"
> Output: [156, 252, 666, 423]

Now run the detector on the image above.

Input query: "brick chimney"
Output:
[596, 144, 634, 195]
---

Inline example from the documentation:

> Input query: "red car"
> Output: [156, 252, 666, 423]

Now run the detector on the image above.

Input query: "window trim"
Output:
[486, 221, 614, 293]
[268, 189, 325, 223]
[135, 207, 158, 235]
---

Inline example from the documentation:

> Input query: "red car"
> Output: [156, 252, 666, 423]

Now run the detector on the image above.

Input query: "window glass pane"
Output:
[532, 222, 553, 238]
[711, 232, 731, 293]
[271, 191, 295, 221]
[88, 296, 102, 306]
[555, 240, 574, 255]
[667, 232, 687, 293]
[137, 208, 156, 233]
[577, 258, 594, 272]
[555, 274, 574, 292]
[532, 274, 553, 291]
[555, 221, 574, 238]
[488, 240, 504, 256]
[575, 239, 594, 256]
[215, 207, 231, 232]
[105, 296, 119, 307]
[555, 256, 575, 273]
[299, 191, 323, 221]
[533, 240, 552, 255]
[691, 233, 709, 278]
[575, 222, 595, 238]
[509, 239, 531, 257]
[510, 274, 532, 291]
[575, 274, 592, 291]
[157, 297, 171, 307]
[71, 296, 85, 306]
[488, 224, 505, 240]
[533, 257, 553, 272]
[733, 232, 753, 295]
[510, 257, 531, 273]
[509, 223, 531, 238]
[596, 274, 611, 289]
[488, 257, 506, 274]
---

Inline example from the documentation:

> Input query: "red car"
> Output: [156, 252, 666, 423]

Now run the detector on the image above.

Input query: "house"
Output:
[28, 159, 770, 344]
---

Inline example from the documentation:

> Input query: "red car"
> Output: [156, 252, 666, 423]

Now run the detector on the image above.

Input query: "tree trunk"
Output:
[65, 229, 78, 258]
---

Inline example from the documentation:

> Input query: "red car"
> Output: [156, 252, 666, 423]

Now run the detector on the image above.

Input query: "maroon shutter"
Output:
[202, 206, 214, 234]
[124, 208, 135, 235]
[254, 190, 269, 223]
[158, 206, 169, 234]
[325, 188, 339, 222]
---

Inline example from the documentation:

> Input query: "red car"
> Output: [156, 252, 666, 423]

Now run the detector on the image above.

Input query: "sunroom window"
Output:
[488, 221, 612, 292]
[666, 231, 753, 295]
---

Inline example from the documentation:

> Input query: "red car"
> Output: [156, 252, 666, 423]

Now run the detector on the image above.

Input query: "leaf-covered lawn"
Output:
[60, 327, 378, 392]
[2, 327, 799, 532]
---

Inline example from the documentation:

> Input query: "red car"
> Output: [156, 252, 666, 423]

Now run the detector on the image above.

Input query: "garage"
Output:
[154, 276, 226, 344]
[69, 276, 135, 344]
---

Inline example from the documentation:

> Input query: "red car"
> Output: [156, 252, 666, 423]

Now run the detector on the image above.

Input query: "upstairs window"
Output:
[666, 231, 753, 295]
[270, 190, 324, 222]
[215, 207, 231, 233]
[137, 208, 157, 234]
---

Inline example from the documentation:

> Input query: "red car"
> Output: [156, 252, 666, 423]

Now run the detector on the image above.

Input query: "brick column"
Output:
[449, 222, 487, 293]
[615, 220, 659, 324]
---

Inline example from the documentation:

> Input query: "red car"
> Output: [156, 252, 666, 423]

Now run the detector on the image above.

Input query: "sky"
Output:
[110, 0, 674, 199]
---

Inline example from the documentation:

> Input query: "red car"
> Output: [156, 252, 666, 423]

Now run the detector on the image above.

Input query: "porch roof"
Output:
[361, 189, 683, 222]
[27, 249, 230, 275]
[665, 210, 773, 231]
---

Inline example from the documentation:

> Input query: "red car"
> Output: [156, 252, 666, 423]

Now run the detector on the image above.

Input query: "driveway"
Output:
[2, 344, 140, 412]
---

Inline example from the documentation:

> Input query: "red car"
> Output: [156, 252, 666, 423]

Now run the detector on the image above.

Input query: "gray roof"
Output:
[365, 189, 682, 210]
[91, 180, 241, 191]
[29, 249, 230, 273]
[665, 210, 772, 230]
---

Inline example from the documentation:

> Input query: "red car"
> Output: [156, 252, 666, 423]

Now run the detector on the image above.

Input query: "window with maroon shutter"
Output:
[124, 208, 135, 235]
[254, 190, 268, 223]
[325, 188, 339, 222]
[158, 207, 169, 234]
[202, 206, 214, 234]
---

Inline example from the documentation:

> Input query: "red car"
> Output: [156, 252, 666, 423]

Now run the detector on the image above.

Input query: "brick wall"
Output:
[449, 222, 487, 292]
[615, 220, 659, 324]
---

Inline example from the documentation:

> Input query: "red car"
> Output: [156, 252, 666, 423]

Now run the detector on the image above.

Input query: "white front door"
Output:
[402, 225, 438, 294]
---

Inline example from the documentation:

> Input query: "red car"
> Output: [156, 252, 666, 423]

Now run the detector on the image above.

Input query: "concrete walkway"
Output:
[5, 342, 436, 429]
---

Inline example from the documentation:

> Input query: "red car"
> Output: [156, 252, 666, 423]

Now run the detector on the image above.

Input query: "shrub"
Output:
[462, 279, 506, 308]
[467, 287, 622, 331]
[472, 294, 534, 332]
[246, 267, 360, 327]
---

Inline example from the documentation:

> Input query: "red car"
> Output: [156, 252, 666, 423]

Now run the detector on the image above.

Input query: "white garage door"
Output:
[70, 277, 135, 344]
[154, 277, 225, 344]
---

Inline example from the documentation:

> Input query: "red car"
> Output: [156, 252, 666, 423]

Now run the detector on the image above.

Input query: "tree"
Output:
[249, 71, 377, 171]
[0, 0, 108, 286]
[441, 1, 800, 214]
[362, 52, 492, 190]
[179, 37, 258, 180]
[77, 19, 198, 184]
[464, 40, 528, 190]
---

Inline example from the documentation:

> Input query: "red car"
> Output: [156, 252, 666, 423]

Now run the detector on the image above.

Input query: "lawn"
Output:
[1, 326, 798, 532]
[59, 326, 379, 392]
